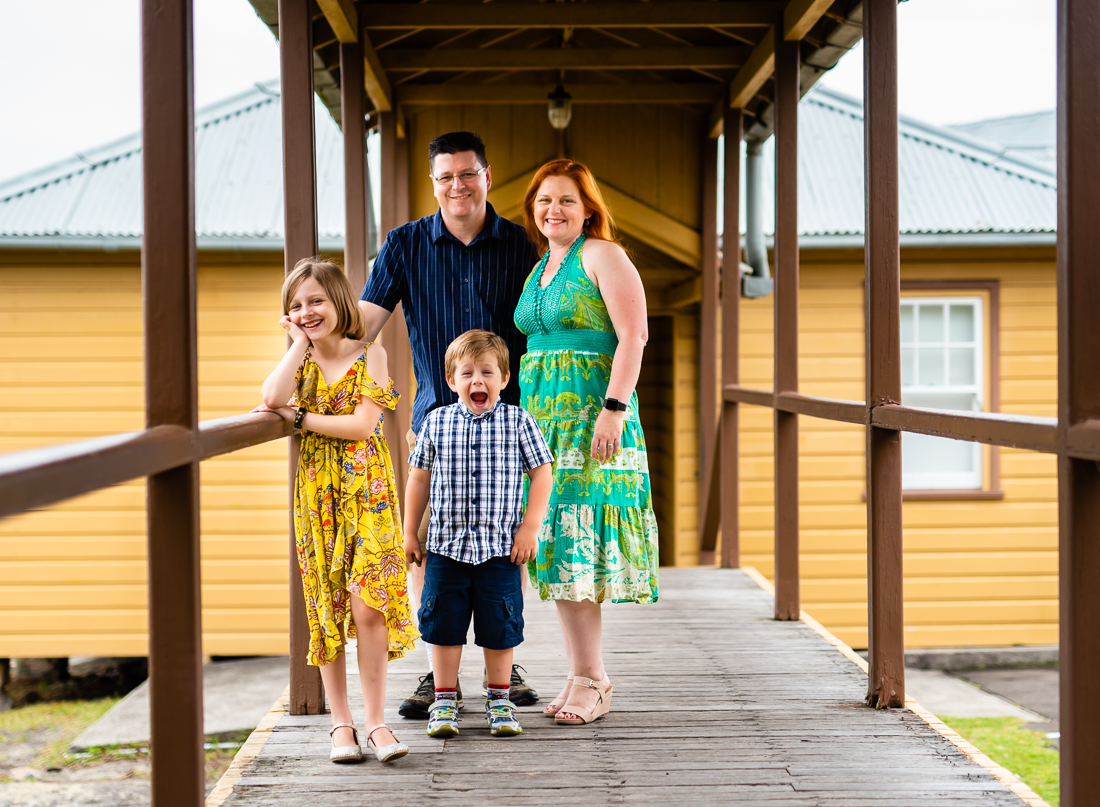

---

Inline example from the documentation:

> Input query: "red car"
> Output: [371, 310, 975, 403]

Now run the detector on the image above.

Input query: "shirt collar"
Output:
[431, 203, 507, 245]
[457, 396, 502, 421]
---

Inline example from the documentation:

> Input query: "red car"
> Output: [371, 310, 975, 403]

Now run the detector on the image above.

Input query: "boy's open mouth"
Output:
[471, 391, 489, 406]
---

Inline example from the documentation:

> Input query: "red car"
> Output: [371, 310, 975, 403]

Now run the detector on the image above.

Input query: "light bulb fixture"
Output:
[547, 85, 573, 130]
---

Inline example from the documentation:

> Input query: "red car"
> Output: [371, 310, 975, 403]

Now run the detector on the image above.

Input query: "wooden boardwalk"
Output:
[208, 569, 1036, 807]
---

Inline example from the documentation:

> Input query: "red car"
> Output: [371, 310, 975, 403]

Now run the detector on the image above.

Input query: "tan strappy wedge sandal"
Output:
[329, 723, 363, 763]
[543, 676, 574, 718]
[555, 675, 612, 725]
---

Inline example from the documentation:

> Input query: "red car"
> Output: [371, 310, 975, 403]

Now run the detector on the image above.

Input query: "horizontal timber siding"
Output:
[0, 255, 291, 657]
[733, 249, 1058, 649]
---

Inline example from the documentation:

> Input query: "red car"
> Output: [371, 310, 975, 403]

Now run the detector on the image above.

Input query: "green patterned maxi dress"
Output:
[515, 234, 659, 604]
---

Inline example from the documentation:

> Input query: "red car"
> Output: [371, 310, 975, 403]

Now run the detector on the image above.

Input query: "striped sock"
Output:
[487, 684, 509, 701]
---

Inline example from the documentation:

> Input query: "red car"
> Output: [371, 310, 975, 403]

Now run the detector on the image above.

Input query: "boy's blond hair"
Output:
[445, 330, 510, 379]
[281, 257, 365, 340]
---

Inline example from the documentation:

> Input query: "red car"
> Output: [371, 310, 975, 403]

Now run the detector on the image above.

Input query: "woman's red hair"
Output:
[522, 159, 616, 253]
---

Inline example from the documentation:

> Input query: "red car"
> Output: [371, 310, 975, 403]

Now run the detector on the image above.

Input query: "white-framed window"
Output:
[900, 297, 984, 490]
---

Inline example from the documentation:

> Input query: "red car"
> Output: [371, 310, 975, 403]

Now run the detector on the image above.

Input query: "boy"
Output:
[404, 330, 553, 737]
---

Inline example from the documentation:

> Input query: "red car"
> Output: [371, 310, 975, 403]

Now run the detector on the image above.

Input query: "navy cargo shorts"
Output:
[418, 552, 524, 650]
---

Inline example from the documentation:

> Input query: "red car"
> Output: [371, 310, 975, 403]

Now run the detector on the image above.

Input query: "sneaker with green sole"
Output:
[426, 697, 460, 737]
[486, 697, 523, 736]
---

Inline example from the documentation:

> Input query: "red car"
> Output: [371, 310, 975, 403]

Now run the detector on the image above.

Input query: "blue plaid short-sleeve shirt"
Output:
[408, 400, 554, 564]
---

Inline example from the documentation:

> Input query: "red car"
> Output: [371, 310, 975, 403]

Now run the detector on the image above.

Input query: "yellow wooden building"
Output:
[0, 77, 1057, 654]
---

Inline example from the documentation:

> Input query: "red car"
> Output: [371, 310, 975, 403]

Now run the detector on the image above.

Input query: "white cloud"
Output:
[0, 0, 280, 181]
[819, 0, 1056, 126]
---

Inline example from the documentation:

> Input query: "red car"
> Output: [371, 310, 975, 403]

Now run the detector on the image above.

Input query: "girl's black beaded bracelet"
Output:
[293, 407, 307, 429]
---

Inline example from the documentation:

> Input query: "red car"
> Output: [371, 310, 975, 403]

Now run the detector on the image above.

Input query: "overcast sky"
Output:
[0, 0, 1057, 183]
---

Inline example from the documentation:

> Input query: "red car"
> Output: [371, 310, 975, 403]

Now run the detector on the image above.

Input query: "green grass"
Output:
[941, 716, 1059, 806]
[0, 697, 120, 770]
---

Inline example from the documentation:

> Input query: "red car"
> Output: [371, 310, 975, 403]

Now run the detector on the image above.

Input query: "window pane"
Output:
[903, 432, 977, 474]
[902, 347, 915, 386]
[949, 347, 975, 385]
[949, 305, 975, 342]
[919, 305, 945, 342]
[901, 305, 914, 343]
[918, 347, 944, 386]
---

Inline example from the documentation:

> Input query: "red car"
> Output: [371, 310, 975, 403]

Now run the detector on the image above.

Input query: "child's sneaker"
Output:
[426, 697, 460, 738]
[485, 697, 523, 736]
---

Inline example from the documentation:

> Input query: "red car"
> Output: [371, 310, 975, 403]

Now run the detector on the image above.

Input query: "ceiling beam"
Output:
[396, 83, 725, 105]
[363, 38, 393, 111]
[362, 2, 779, 30]
[728, 28, 774, 108]
[316, 0, 358, 43]
[725, 0, 835, 109]
[380, 47, 750, 72]
[784, 0, 834, 40]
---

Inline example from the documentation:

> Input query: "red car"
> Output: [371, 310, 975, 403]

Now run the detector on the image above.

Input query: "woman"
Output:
[514, 159, 659, 725]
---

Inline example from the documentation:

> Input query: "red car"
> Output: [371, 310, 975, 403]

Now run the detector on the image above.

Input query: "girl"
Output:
[255, 258, 418, 763]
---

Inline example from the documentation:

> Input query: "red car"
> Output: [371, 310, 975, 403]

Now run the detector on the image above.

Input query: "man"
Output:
[358, 131, 541, 719]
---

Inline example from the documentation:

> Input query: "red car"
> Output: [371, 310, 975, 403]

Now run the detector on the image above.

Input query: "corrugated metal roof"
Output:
[0, 81, 347, 248]
[948, 110, 1056, 165]
[749, 87, 1056, 239]
[0, 82, 1057, 248]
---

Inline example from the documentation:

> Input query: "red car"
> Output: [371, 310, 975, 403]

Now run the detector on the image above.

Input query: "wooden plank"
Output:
[363, 3, 777, 29]
[784, 0, 835, 40]
[211, 568, 1034, 807]
[395, 83, 725, 106]
[379, 47, 750, 72]
[729, 29, 774, 109]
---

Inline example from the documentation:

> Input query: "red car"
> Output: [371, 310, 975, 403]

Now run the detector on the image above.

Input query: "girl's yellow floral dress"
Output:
[291, 343, 418, 667]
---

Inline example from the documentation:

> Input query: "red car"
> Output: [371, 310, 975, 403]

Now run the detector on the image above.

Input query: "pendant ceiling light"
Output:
[547, 85, 573, 130]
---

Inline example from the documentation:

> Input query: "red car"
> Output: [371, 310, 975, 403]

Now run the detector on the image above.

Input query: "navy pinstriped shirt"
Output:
[360, 204, 540, 432]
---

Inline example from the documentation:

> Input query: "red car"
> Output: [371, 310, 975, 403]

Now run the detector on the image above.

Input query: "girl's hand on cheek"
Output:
[280, 315, 309, 344]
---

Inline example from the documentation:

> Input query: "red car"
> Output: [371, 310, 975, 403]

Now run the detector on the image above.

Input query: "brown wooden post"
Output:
[379, 111, 413, 492]
[773, 20, 800, 620]
[140, 0, 204, 802]
[393, 133, 413, 485]
[1057, 0, 1100, 799]
[279, 0, 325, 716]
[342, 38, 369, 294]
[720, 105, 743, 569]
[699, 135, 720, 560]
[863, 0, 905, 709]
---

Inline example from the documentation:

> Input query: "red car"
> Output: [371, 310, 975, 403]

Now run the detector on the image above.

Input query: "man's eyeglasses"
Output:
[430, 165, 488, 186]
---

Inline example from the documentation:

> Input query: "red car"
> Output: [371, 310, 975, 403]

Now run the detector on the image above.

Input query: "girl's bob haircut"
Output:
[522, 158, 617, 254]
[282, 257, 365, 341]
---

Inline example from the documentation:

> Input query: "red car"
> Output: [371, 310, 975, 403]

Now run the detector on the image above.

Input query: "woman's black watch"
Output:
[603, 397, 628, 412]
[293, 407, 307, 429]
